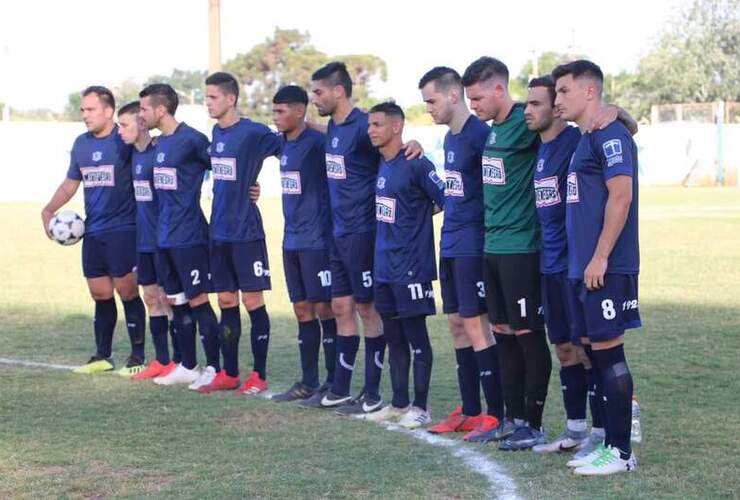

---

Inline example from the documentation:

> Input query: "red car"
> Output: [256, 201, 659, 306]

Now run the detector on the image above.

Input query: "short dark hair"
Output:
[551, 59, 604, 85]
[461, 57, 509, 86]
[117, 101, 140, 117]
[369, 101, 405, 120]
[82, 85, 115, 109]
[311, 61, 352, 98]
[205, 72, 239, 102]
[418, 66, 462, 92]
[139, 83, 178, 115]
[273, 85, 308, 105]
[527, 76, 556, 107]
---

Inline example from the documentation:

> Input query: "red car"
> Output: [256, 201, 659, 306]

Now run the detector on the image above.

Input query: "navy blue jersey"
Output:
[210, 118, 282, 242]
[66, 126, 135, 235]
[566, 121, 639, 279]
[374, 152, 445, 284]
[325, 108, 381, 237]
[132, 141, 159, 252]
[534, 126, 581, 274]
[280, 127, 332, 250]
[441, 115, 489, 257]
[152, 122, 210, 249]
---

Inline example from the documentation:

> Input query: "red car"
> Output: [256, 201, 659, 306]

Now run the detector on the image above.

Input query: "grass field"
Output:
[1, 187, 739, 499]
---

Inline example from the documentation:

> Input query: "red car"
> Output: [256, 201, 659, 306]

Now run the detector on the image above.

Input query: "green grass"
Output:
[1, 187, 739, 499]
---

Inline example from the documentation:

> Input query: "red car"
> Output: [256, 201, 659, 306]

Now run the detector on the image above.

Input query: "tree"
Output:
[404, 103, 434, 125]
[145, 69, 208, 104]
[62, 91, 81, 121]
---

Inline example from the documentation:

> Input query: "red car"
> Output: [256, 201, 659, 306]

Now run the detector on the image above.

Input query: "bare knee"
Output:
[555, 342, 580, 366]
[218, 291, 239, 309]
[143, 286, 162, 313]
[315, 302, 334, 321]
[241, 292, 265, 312]
[293, 301, 316, 322]
[331, 297, 354, 319]
[113, 273, 139, 301]
[355, 302, 376, 321]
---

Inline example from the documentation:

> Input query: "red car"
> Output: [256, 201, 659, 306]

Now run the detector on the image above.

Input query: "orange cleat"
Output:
[463, 414, 500, 441]
[131, 360, 176, 381]
[428, 406, 483, 434]
[197, 370, 240, 393]
[234, 370, 268, 395]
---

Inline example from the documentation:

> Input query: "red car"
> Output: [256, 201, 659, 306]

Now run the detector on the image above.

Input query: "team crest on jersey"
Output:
[428, 170, 445, 190]
[566, 172, 579, 203]
[215, 142, 225, 153]
[331, 137, 339, 149]
[280, 155, 288, 166]
[325, 153, 346, 179]
[446, 151, 455, 164]
[376, 176, 386, 189]
[135, 163, 143, 174]
[375, 196, 396, 223]
[80, 165, 115, 187]
[211, 157, 237, 181]
[534, 176, 561, 207]
[92, 151, 102, 162]
[153, 167, 178, 190]
[536, 158, 545, 172]
[444, 170, 464, 197]
[602, 139, 624, 167]
[156, 152, 165, 163]
[482, 156, 505, 185]
[281, 171, 302, 194]
[488, 132, 497, 145]
[133, 180, 153, 201]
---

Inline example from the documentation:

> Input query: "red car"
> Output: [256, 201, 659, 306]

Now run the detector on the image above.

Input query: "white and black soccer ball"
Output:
[48, 210, 85, 246]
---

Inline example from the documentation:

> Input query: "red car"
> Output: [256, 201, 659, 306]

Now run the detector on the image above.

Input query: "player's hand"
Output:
[249, 182, 261, 202]
[583, 255, 608, 291]
[41, 209, 54, 239]
[588, 105, 619, 132]
[402, 140, 424, 159]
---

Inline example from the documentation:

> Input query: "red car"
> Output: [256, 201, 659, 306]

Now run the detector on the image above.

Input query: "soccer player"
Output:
[116, 101, 180, 379]
[137, 83, 221, 388]
[270, 85, 338, 402]
[417, 67, 504, 439]
[360, 102, 444, 428]
[553, 60, 641, 475]
[41, 86, 147, 376]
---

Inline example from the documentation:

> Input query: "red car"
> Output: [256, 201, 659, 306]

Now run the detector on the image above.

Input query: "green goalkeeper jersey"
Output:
[481, 103, 541, 254]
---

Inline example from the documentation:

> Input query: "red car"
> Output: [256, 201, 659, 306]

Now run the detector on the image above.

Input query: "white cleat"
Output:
[398, 406, 432, 429]
[574, 446, 637, 476]
[153, 364, 200, 386]
[533, 428, 589, 454]
[359, 404, 410, 422]
[188, 366, 217, 391]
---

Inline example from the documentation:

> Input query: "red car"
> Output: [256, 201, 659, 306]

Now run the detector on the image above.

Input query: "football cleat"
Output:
[116, 355, 146, 378]
[361, 404, 411, 422]
[532, 428, 589, 454]
[153, 363, 200, 386]
[462, 414, 500, 441]
[335, 392, 383, 416]
[498, 425, 546, 451]
[574, 446, 637, 476]
[296, 385, 332, 409]
[197, 370, 240, 393]
[132, 360, 176, 381]
[398, 406, 432, 429]
[567, 442, 607, 468]
[567, 432, 605, 466]
[428, 406, 483, 434]
[464, 417, 518, 443]
[73, 356, 114, 374]
[234, 370, 268, 396]
[272, 382, 318, 402]
[188, 366, 217, 391]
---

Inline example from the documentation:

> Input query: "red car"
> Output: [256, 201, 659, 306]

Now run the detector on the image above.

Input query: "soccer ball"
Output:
[48, 210, 85, 246]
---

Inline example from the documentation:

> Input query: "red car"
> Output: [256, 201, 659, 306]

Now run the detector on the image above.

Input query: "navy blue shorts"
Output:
[439, 256, 487, 318]
[210, 240, 271, 293]
[330, 232, 375, 303]
[81, 230, 137, 279]
[482, 253, 544, 330]
[136, 251, 160, 287]
[283, 248, 332, 303]
[569, 274, 641, 343]
[541, 271, 580, 345]
[158, 245, 211, 299]
[374, 281, 436, 319]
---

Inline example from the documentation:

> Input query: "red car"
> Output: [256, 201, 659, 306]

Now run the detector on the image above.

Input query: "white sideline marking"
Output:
[0, 357, 76, 370]
[380, 422, 520, 500]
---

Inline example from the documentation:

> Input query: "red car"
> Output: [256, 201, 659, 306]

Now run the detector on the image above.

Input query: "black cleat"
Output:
[335, 392, 383, 416]
[272, 381, 318, 402]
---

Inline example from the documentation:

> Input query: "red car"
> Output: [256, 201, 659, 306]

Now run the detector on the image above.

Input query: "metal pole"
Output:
[208, 0, 222, 74]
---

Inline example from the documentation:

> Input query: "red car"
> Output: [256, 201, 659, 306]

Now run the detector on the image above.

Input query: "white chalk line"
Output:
[0, 356, 519, 498]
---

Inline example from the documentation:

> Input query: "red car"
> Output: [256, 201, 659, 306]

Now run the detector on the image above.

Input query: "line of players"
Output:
[42, 57, 641, 476]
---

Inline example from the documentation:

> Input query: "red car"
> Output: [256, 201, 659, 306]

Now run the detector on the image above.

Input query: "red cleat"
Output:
[463, 414, 500, 441]
[131, 361, 176, 381]
[197, 370, 241, 393]
[234, 370, 268, 395]
[428, 406, 483, 434]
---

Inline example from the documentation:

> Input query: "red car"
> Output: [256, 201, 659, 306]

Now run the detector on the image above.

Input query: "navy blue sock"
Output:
[93, 298, 117, 359]
[149, 315, 170, 364]
[593, 344, 634, 459]
[248, 306, 270, 379]
[172, 304, 197, 369]
[455, 347, 481, 416]
[122, 297, 146, 359]
[401, 316, 433, 411]
[560, 363, 587, 421]
[475, 344, 504, 419]
[191, 302, 221, 371]
[384, 317, 410, 408]
[515, 330, 552, 429]
[219, 306, 242, 377]
[298, 319, 321, 388]
[584, 345, 606, 432]
[494, 333, 526, 421]
[169, 319, 181, 364]
[363, 335, 386, 400]
[320, 318, 337, 384]
[331, 335, 360, 397]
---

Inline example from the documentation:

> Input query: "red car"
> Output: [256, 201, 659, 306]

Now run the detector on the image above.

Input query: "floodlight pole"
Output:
[208, 0, 222, 74]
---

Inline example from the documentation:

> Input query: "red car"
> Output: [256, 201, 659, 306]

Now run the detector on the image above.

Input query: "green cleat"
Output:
[73, 356, 114, 374]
